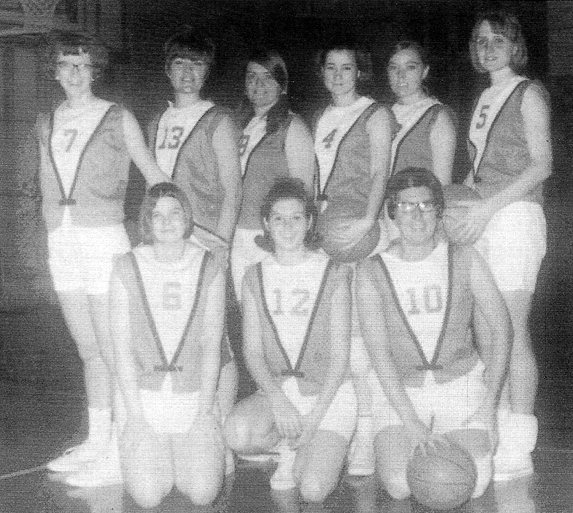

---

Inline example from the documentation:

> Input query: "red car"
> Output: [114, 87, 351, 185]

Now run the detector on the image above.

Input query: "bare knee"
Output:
[382, 475, 410, 501]
[223, 414, 253, 453]
[178, 477, 220, 506]
[299, 473, 334, 503]
[126, 483, 166, 509]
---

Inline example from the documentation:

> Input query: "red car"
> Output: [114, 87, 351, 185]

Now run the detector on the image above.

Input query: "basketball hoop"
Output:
[20, 0, 61, 30]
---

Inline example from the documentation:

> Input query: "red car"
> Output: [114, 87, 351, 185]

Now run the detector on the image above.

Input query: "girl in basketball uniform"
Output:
[460, 10, 551, 481]
[223, 178, 357, 502]
[40, 33, 169, 486]
[388, 41, 456, 184]
[147, 30, 241, 447]
[313, 37, 394, 476]
[356, 167, 511, 500]
[231, 48, 315, 300]
[110, 183, 230, 507]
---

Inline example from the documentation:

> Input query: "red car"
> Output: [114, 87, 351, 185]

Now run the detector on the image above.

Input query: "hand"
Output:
[446, 200, 493, 245]
[269, 392, 302, 441]
[328, 218, 375, 251]
[121, 415, 155, 455]
[404, 418, 449, 456]
[290, 411, 321, 450]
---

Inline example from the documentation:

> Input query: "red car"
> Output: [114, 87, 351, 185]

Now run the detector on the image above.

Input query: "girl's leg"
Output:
[217, 359, 239, 474]
[374, 426, 412, 501]
[294, 430, 348, 503]
[172, 414, 226, 505]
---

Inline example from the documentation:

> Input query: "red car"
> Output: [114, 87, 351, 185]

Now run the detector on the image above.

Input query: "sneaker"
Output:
[493, 451, 534, 482]
[47, 442, 103, 473]
[237, 451, 280, 464]
[270, 448, 297, 491]
[64, 440, 123, 488]
[347, 436, 375, 476]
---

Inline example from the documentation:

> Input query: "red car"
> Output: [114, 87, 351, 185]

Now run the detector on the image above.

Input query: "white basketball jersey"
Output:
[381, 243, 448, 361]
[261, 252, 328, 366]
[315, 96, 374, 194]
[155, 100, 214, 177]
[239, 114, 267, 175]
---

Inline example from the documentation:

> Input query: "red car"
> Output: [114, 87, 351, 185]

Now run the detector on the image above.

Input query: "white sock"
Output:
[472, 453, 493, 498]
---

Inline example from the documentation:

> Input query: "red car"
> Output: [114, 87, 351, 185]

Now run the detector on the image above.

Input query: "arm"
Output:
[121, 110, 171, 186]
[211, 116, 242, 243]
[294, 266, 351, 448]
[456, 85, 552, 243]
[197, 263, 226, 415]
[429, 109, 456, 186]
[284, 116, 316, 193]
[356, 261, 431, 446]
[242, 275, 302, 440]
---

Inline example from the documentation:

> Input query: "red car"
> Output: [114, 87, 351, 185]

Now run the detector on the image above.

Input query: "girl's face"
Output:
[475, 21, 515, 74]
[245, 61, 282, 111]
[322, 49, 359, 98]
[265, 198, 311, 253]
[151, 196, 187, 243]
[168, 57, 209, 96]
[394, 186, 438, 247]
[387, 48, 429, 102]
[55, 51, 94, 96]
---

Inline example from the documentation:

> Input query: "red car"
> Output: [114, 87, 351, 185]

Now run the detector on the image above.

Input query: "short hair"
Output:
[139, 182, 194, 244]
[316, 35, 373, 85]
[256, 177, 320, 253]
[385, 167, 444, 220]
[389, 40, 430, 69]
[47, 32, 108, 81]
[164, 29, 216, 72]
[469, 10, 528, 73]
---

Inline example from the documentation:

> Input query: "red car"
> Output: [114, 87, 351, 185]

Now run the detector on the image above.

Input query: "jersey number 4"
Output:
[322, 129, 337, 149]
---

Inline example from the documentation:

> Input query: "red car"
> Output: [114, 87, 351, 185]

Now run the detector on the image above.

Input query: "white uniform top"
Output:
[239, 114, 267, 175]
[468, 75, 526, 175]
[315, 96, 375, 194]
[51, 99, 113, 226]
[155, 100, 214, 178]
[381, 242, 448, 362]
[261, 251, 328, 366]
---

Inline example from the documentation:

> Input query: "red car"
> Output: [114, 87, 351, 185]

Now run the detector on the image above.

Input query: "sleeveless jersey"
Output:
[260, 252, 329, 366]
[155, 100, 214, 178]
[380, 243, 448, 362]
[239, 114, 267, 175]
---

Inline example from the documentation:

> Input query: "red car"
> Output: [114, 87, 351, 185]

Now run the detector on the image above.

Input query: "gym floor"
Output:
[0, 201, 572, 513]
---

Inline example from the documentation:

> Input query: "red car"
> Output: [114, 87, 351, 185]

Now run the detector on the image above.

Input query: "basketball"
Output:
[407, 439, 477, 510]
[317, 201, 381, 262]
[442, 184, 481, 244]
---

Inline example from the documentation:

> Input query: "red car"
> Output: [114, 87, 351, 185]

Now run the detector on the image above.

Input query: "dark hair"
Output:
[389, 40, 430, 68]
[237, 48, 290, 135]
[256, 177, 320, 253]
[385, 167, 444, 220]
[470, 10, 528, 73]
[164, 29, 216, 72]
[139, 182, 194, 244]
[316, 35, 373, 86]
[47, 32, 108, 81]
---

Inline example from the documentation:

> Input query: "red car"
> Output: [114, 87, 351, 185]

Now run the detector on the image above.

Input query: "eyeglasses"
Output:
[396, 200, 436, 213]
[57, 62, 93, 72]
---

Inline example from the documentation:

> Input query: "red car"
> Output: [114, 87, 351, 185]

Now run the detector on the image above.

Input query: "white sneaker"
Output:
[493, 451, 534, 482]
[64, 440, 123, 488]
[47, 442, 104, 473]
[237, 451, 280, 463]
[347, 436, 375, 476]
[270, 447, 297, 491]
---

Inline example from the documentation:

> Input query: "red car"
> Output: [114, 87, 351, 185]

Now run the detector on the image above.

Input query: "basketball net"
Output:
[20, 0, 61, 30]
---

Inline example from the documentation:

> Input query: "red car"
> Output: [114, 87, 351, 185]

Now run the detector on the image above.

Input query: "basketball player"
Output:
[148, 29, 241, 445]
[313, 37, 394, 476]
[356, 167, 511, 500]
[109, 183, 229, 507]
[230, 48, 314, 299]
[38, 33, 169, 486]
[458, 10, 551, 480]
[223, 178, 357, 502]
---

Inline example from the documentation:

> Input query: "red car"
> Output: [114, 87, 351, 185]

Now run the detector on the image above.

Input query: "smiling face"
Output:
[55, 51, 94, 96]
[168, 57, 209, 96]
[475, 21, 516, 74]
[151, 196, 187, 244]
[387, 48, 429, 103]
[264, 198, 311, 253]
[322, 49, 359, 98]
[394, 186, 438, 247]
[245, 61, 282, 111]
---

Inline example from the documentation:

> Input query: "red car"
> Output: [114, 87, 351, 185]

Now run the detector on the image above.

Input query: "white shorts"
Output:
[230, 227, 267, 300]
[279, 377, 357, 442]
[368, 361, 488, 434]
[474, 202, 546, 293]
[48, 223, 130, 294]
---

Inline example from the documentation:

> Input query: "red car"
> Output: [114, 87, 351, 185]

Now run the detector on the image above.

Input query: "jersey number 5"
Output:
[475, 105, 490, 130]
